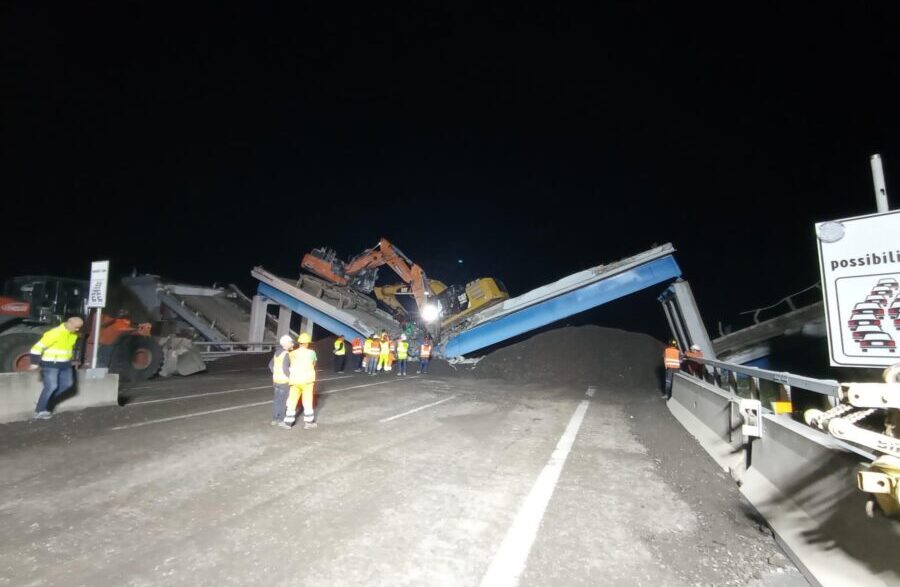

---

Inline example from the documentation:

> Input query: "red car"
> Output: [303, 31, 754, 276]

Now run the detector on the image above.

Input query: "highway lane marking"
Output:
[479, 386, 594, 587]
[379, 395, 456, 423]
[111, 377, 421, 430]
[127, 376, 355, 405]
[318, 376, 420, 396]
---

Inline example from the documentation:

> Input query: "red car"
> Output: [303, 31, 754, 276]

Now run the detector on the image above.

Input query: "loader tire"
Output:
[0, 332, 42, 372]
[109, 335, 163, 382]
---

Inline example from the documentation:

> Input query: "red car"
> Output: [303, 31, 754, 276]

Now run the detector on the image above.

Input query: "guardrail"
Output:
[668, 357, 898, 586]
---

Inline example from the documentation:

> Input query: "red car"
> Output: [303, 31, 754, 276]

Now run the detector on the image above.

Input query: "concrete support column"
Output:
[277, 306, 293, 340]
[249, 295, 269, 350]
[300, 315, 314, 337]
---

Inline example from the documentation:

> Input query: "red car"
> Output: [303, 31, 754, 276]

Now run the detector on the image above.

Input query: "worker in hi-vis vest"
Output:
[663, 339, 683, 398]
[351, 336, 363, 371]
[418, 336, 433, 375]
[268, 335, 294, 426]
[395, 334, 410, 376]
[333, 334, 347, 374]
[377, 333, 391, 373]
[29, 316, 84, 420]
[366, 335, 380, 375]
[282, 332, 317, 429]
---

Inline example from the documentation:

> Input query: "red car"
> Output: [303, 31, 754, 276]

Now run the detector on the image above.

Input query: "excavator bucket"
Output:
[158, 336, 206, 377]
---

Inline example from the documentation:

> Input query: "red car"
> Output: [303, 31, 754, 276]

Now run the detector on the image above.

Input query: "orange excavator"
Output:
[302, 238, 435, 314]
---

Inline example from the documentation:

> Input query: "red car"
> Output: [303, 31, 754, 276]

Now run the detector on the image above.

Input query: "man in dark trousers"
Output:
[333, 334, 347, 373]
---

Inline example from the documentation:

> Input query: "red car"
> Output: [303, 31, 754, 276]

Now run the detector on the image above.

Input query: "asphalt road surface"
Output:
[0, 361, 807, 586]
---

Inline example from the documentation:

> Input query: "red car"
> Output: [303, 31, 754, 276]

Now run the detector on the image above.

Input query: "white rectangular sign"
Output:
[817, 210, 900, 367]
[87, 260, 110, 309]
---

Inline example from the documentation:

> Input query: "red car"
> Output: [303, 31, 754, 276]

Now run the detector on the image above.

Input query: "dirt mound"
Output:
[433, 325, 664, 390]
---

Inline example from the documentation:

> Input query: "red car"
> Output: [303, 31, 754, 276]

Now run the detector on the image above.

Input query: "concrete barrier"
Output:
[0, 370, 119, 423]
[668, 372, 900, 587]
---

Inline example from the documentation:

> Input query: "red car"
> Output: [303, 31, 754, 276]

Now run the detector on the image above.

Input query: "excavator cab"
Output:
[0, 276, 87, 325]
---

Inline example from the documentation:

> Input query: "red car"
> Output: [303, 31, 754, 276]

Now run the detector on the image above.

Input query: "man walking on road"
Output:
[663, 339, 683, 398]
[333, 334, 347, 373]
[268, 335, 294, 425]
[282, 332, 318, 429]
[29, 317, 83, 419]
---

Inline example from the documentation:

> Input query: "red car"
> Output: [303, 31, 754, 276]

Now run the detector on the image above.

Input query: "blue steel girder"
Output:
[441, 254, 681, 358]
[256, 282, 366, 341]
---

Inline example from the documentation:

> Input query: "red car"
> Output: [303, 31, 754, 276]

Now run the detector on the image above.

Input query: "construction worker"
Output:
[377, 333, 391, 373]
[333, 334, 347, 373]
[366, 334, 381, 375]
[663, 339, 683, 398]
[282, 332, 317, 429]
[386, 336, 397, 372]
[268, 335, 294, 425]
[351, 336, 364, 371]
[396, 334, 409, 376]
[685, 344, 704, 378]
[418, 336, 433, 375]
[29, 316, 83, 419]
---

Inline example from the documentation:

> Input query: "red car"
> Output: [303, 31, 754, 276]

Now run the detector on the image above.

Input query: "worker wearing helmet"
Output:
[366, 334, 380, 375]
[396, 334, 410, 376]
[377, 333, 391, 373]
[351, 336, 364, 371]
[282, 331, 317, 429]
[685, 344, 704, 378]
[268, 335, 294, 426]
[333, 334, 347, 374]
[418, 335, 433, 375]
[663, 339, 683, 398]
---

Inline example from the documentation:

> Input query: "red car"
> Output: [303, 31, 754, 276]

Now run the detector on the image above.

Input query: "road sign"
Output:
[87, 260, 109, 309]
[817, 210, 900, 367]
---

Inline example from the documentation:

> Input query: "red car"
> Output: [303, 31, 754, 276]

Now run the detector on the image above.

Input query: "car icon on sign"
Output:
[871, 287, 893, 298]
[876, 278, 899, 291]
[848, 312, 882, 330]
[852, 302, 885, 319]
[852, 324, 885, 340]
[889, 299, 900, 320]
[858, 331, 896, 352]
[865, 295, 889, 307]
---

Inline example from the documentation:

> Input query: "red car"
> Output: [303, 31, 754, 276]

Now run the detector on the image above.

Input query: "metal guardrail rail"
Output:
[192, 340, 275, 360]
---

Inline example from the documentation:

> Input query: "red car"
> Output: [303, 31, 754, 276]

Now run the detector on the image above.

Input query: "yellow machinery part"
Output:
[440, 278, 508, 328]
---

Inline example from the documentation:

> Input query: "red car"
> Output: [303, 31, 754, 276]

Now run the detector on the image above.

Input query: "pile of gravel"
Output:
[433, 325, 665, 390]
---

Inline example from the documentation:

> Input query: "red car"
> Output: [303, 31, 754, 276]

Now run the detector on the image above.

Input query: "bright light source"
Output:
[421, 303, 441, 323]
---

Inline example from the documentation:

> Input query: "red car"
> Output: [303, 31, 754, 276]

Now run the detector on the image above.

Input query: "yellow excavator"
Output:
[300, 238, 508, 331]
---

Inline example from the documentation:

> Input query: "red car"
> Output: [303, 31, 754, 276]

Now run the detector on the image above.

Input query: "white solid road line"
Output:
[319, 376, 420, 396]
[479, 387, 594, 587]
[128, 376, 355, 405]
[379, 395, 456, 423]
[111, 376, 422, 430]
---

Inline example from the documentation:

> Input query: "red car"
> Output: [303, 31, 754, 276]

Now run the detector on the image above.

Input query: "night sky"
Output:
[3, 3, 899, 339]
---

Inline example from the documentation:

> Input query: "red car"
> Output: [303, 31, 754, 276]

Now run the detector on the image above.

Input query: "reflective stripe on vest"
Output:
[31, 324, 77, 362]
[272, 350, 290, 384]
[664, 347, 681, 369]
[289, 347, 317, 384]
[379, 340, 390, 357]
[397, 341, 409, 360]
[351, 338, 363, 354]
[420, 344, 432, 359]
[370, 340, 381, 355]
[334, 339, 346, 356]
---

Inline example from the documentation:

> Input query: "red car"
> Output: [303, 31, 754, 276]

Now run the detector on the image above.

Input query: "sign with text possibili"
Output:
[87, 260, 110, 309]
[817, 210, 900, 367]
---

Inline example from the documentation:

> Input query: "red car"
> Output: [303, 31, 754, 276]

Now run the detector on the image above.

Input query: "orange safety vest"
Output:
[420, 343, 432, 359]
[351, 338, 363, 354]
[685, 350, 703, 361]
[664, 347, 681, 369]
[370, 339, 381, 355]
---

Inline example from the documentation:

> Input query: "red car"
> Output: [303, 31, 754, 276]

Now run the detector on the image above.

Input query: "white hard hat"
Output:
[279, 335, 294, 347]
[400, 334, 407, 340]
[690, 344, 701, 351]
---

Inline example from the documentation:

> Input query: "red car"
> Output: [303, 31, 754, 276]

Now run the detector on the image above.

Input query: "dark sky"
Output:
[3, 3, 899, 338]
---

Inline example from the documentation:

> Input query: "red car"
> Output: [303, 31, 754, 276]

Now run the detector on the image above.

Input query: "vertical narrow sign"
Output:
[88, 261, 110, 369]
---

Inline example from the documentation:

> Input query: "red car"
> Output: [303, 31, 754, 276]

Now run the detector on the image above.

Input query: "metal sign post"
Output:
[871, 154, 890, 214]
[87, 261, 109, 369]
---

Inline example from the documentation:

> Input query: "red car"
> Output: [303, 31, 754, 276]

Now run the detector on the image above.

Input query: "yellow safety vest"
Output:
[664, 347, 681, 369]
[334, 338, 346, 356]
[289, 347, 317, 384]
[272, 350, 290, 384]
[397, 341, 409, 360]
[30, 323, 78, 363]
[379, 339, 390, 357]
